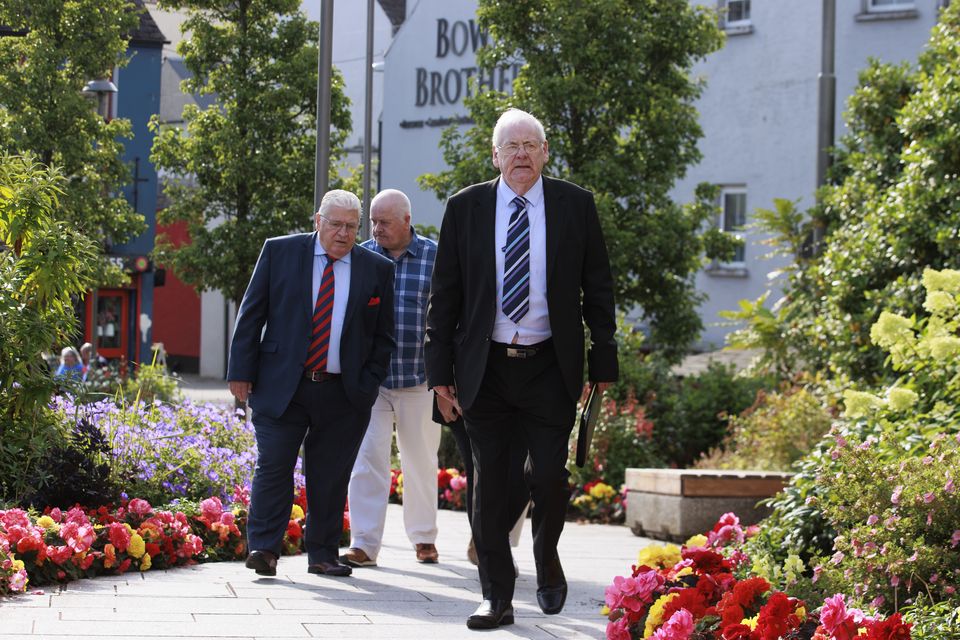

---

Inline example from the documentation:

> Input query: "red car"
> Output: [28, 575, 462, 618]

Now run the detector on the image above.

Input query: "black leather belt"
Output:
[304, 370, 341, 382]
[492, 339, 551, 359]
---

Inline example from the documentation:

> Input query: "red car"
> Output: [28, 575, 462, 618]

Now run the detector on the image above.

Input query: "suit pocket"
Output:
[259, 341, 279, 353]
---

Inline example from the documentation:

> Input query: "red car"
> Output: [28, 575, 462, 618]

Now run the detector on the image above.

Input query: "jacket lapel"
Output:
[543, 176, 564, 285]
[303, 232, 318, 318]
[343, 245, 366, 327]
[476, 178, 498, 296]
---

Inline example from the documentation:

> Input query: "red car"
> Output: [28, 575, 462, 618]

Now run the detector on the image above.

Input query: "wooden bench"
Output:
[624, 468, 792, 541]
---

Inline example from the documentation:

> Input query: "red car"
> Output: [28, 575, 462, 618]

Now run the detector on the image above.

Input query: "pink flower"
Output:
[200, 497, 223, 522]
[232, 484, 251, 507]
[128, 498, 152, 515]
[605, 571, 662, 612]
[820, 594, 861, 640]
[891, 486, 903, 505]
[923, 492, 935, 504]
[651, 608, 694, 640]
[8, 568, 28, 592]
[866, 514, 879, 525]
[606, 616, 632, 640]
[891, 575, 900, 587]
[946, 479, 955, 494]
[60, 521, 95, 553]
[220, 511, 236, 527]
[831, 551, 844, 564]
[951, 530, 960, 548]
[108, 522, 131, 553]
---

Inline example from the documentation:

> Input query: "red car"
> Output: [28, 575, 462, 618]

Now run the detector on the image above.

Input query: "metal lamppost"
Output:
[314, 0, 335, 212]
[361, 0, 375, 239]
[82, 78, 118, 364]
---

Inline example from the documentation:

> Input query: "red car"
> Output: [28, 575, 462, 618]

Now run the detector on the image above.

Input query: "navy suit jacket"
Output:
[425, 175, 618, 410]
[227, 233, 396, 418]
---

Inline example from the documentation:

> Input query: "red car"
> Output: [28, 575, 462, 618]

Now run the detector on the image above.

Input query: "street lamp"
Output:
[81, 78, 118, 363]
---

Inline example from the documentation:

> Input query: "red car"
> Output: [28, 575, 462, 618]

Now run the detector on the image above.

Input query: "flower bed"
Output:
[604, 513, 913, 639]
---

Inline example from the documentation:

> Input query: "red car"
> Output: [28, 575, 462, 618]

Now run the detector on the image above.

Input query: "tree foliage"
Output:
[730, 3, 960, 382]
[418, 0, 738, 358]
[0, 0, 145, 285]
[150, 0, 352, 307]
[0, 154, 99, 504]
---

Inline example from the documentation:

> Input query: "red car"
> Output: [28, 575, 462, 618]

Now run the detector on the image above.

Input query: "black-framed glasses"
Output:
[319, 215, 359, 234]
[496, 140, 543, 157]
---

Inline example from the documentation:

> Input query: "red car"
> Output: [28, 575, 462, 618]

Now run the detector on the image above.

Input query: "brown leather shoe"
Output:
[244, 550, 277, 576]
[307, 560, 352, 576]
[339, 547, 377, 567]
[415, 543, 439, 563]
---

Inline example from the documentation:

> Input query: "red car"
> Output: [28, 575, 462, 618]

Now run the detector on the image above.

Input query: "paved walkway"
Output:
[1, 505, 649, 639]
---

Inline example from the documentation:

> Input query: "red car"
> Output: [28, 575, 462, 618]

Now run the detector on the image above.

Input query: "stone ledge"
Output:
[625, 468, 792, 541]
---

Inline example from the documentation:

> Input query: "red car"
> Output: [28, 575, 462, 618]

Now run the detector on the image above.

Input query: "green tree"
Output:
[150, 0, 352, 307]
[0, 154, 99, 504]
[730, 3, 960, 382]
[418, 0, 738, 358]
[0, 0, 145, 285]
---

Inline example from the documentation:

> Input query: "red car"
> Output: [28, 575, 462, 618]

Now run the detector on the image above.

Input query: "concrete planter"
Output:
[624, 468, 792, 542]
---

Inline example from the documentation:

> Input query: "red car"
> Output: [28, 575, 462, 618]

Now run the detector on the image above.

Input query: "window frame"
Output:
[866, 0, 916, 12]
[717, 186, 747, 268]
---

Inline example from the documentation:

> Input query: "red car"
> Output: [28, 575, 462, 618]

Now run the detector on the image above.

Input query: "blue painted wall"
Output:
[114, 41, 162, 365]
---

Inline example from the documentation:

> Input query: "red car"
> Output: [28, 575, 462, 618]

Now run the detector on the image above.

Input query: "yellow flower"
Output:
[290, 504, 305, 520]
[870, 311, 914, 349]
[929, 336, 960, 361]
[589, 482, 617, 501]
[128, 533, 146, 559]
[573, 495, 594, 507]
[643, 593, 678, 638]
[12, 559, 24, 572]
[35, 515, 58, 531]
[923, 267, 960, 294]
[843, 389, 884, 419]
[140, 553, 152, 571]
[743, 614, 759, 630]
[783, 553, 805, 584]
[685, 534, 708, 547]
[923, 290, 957, 315]
[600, 604, 610, 617]
[886, 387, 919, 412]
[796, 605, 807, 620]
[638, 543, 681, 569]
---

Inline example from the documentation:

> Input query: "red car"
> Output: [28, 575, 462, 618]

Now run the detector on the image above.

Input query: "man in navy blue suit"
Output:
[228, 189, 395, 578]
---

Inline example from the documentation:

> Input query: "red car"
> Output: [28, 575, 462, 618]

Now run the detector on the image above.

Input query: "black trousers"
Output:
[248, 377, 370, 564]
[463, 340, 576, 601]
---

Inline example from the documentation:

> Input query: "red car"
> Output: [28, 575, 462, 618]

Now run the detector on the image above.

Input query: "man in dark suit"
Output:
[228, 189, 395, 578]
[425, 108, 618, 629]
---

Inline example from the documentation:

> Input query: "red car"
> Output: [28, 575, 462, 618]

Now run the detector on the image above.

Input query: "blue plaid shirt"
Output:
[361, 229, 437, 389]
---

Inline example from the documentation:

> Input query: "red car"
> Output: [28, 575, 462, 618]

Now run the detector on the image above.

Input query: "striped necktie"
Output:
[305, 257, 336, 371]
[502, 196, 530, 323]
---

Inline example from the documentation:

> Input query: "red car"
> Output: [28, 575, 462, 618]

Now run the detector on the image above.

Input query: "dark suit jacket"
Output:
[425, 176, 618, 410]
[227, 233, 396, 418]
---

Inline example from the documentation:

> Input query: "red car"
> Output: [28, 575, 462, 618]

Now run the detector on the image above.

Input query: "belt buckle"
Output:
[506, 347, 528, 359]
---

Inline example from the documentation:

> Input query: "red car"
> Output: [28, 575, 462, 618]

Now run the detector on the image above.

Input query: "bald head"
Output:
[370, 189, 413, 257]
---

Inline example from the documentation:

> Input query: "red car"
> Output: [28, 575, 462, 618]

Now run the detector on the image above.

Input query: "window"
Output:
[719, 188, 747, 264]
[718, 0, 752, 35]
[868, 0, 915, 11]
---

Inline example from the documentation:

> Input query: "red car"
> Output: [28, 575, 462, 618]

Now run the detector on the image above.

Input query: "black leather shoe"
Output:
[536, 555, 567, 614]
[245, 550, 277, 576]
[307, 560, 352, 577]
[466, 599, 514, 629]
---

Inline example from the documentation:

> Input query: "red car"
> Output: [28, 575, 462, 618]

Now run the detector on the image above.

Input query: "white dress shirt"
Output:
[492, 177, 551, 345]
[313, 239, 351, 373]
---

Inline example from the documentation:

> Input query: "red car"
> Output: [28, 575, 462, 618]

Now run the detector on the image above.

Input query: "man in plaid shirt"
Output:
[341, 189, 443, 566]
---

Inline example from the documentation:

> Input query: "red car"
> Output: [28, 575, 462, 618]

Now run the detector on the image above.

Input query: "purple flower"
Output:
[891, 485, 903, 505]
[866, 514, 879, 525]
[924, 492, 935, 504]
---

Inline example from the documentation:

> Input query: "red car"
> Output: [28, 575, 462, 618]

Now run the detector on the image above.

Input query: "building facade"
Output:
[377, 0, 946, 349]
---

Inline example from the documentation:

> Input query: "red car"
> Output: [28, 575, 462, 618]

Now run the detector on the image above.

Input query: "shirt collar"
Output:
[498, 175, 544, 209]
[371, 226, 422, 259]
[314, 234, 352, 264]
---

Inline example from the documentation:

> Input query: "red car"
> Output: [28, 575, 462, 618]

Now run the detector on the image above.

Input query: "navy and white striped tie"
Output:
[502, 196, 530, 323]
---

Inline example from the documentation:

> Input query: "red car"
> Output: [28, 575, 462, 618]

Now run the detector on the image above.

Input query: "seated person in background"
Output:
[79, 342, 107, 375]
[55, 346, 84, 380]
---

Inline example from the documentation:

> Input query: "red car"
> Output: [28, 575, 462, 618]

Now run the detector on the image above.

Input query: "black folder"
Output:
[575, 383, 602, 468]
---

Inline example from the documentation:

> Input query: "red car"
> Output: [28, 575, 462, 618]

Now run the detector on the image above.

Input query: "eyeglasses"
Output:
[496, 140, 543, 157]
[319, 215, 359, 234]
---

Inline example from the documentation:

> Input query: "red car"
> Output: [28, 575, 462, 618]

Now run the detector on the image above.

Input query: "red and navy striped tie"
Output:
[502, 196, 530, 323]
[305, 257, 336, 372]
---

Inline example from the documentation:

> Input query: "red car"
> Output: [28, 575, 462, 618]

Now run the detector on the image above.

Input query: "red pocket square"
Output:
[367, 296, 381, 306]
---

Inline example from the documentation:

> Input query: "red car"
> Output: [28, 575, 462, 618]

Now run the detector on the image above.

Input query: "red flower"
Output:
[721, 624, 756, 640]
[731, 576, 770, 610]
[681, 546, 731, 575]
[286, 520, 302, 540]
[661, 586, 711, 621]
[755, 592, 801, 640]
[437, 468, 452, 488]
[866, 613, 912, 640]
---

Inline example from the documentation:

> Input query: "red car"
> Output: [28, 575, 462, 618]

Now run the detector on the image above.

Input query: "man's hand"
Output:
[229, 380, 252, 404]
[433, 384, 462, 415]
[436, 392, 460, 423]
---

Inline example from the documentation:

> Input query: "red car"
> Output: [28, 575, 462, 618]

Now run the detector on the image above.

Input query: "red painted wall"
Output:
[152, 221, 200, 359]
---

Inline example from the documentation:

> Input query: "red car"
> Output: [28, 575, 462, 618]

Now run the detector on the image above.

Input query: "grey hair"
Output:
[492, 108, 546, 147]
[61, 346, 81, 361]
[318, 189, 362, 218]
[370, 189, 411, 220]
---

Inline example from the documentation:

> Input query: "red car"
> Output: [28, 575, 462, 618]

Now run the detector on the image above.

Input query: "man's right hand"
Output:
[436, 392, 460, 423]
[433, 384, 462, 416]
[229, 380, 252, 404]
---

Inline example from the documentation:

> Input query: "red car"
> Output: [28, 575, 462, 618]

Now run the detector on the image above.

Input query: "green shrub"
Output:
[902, 594, 960, 640]
[695, 384, 834, 471]
[122, 362, 181, 405]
